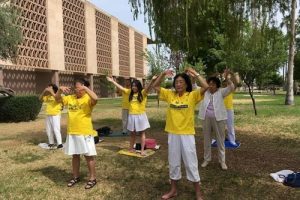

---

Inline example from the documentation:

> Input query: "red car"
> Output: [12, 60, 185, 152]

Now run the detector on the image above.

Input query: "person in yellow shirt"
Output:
[39, 84, 63, 149]
[55, 78, 98, 189]
[153, 68, 208, 200]
[121, 79, 131, 134]
[107, 76, 157, 156]
[223, 72, 240, 146]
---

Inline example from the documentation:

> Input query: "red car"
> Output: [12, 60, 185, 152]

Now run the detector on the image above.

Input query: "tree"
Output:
[129, 0, 295, 106]
[225, 25, 287, 115]
[285, 0, 296, 105]
[145, 46, 170, 79]
[0, 0, 22, 60]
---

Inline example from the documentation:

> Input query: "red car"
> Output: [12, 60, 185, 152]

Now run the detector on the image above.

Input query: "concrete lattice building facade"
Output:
[0, 0, 149, 96]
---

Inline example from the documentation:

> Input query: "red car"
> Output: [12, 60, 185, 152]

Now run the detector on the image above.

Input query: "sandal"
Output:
[85, 179, 97, 189]
[67, 177, 80, 187]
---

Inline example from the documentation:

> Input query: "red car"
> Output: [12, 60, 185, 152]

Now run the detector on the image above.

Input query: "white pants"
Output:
[202, 118, 226, 163]
[122, 109, 129, 133]
[226, 110, 236, 144]
[46, 115, 62, 145]
[168, 134, 200, 182]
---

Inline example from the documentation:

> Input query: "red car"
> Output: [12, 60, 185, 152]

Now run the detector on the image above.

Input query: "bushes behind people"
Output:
[0, 96, 42, 122]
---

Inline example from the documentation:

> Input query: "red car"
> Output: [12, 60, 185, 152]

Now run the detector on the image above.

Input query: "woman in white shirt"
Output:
[198, 70, 234, 170]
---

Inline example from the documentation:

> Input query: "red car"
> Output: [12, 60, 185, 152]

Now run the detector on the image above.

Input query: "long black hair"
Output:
[207, 76, 221, 88]
[129, 80, 143, 103]
[173, 73, 193, 92]
[48, 83, 58, 93]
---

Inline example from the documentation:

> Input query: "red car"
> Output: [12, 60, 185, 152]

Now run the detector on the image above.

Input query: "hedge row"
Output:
[0, 96, 42, 122]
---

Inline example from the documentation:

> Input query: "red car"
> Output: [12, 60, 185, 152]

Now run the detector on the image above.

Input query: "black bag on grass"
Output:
[96, 126, 112, 137]
[94, 136, 100, 144]
[284, 172, 300, 188]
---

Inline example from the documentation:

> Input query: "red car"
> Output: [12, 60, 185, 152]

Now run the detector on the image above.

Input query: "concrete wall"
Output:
[111, 17, 119, 77]
[85, 2, 97, 74]
[46, 0, 65, 71]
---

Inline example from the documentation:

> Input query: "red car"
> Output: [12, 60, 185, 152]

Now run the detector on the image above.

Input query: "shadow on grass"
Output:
[30, 166, 70, 186]
[100, 145, 121, 152]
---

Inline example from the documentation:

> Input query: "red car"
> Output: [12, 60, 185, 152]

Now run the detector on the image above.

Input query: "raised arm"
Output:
[153, 70, 174, 93]
[55, 86, 70, 103]
[185, 67, 209, 95]
[232, 72, 240, 89]
[39, 86, 55, 101]
[106, 76, 126, 92]
[224, 70, 235, 92]
[144, 75, 158, 94]
[81, 86, 98, 106]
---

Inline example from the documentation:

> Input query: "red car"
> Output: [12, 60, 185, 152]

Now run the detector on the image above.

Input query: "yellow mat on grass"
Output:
[118, 149, 156, 158]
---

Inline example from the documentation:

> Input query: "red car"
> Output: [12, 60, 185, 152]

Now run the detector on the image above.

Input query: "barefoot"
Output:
[196, 190, 203, 200]
[196, 194, 203, 200]
[140, 151, 146, 156]
[161, 190, 177, 200]
[129, 148, 135, 153]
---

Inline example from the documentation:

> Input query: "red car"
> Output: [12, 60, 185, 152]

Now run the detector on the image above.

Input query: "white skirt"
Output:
[64, 134, 97, 156]
[127, 113, 150, 132]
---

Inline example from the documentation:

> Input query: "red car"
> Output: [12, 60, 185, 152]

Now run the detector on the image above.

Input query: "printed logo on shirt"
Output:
[69, 103, 82, 111]
[170, 104, 189, 109]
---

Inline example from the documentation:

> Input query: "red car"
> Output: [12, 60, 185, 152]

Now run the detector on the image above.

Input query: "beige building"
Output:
[0, 0, 149, 96]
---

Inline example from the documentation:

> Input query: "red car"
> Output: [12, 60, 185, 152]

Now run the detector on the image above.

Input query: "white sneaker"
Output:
[201, 161, 210, 168]
[220, 162, 228, 170]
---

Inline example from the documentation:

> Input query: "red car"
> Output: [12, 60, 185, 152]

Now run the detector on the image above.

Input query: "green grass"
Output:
[0, 91, 299, 199]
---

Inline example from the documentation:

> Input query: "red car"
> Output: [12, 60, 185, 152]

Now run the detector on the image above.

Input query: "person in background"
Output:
[39, 84, 63, 149]
[198, 70, 235, 170]
[106, 76, 157, 156]
[223, 71, 240, 146]
[121, 79, 131, 135]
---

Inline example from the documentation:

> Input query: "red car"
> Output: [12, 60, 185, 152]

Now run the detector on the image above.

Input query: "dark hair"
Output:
[129, 80, 143, 103]
[74, 78, 90, 87]
[207, 77, 221, 88]
[173, 73, 192, 92]
[48, 83, 58, 93]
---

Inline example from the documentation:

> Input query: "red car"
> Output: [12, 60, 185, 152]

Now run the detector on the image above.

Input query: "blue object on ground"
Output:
[211, 138, 240, 149]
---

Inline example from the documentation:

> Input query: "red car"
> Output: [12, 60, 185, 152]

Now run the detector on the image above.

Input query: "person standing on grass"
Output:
[121, 78, 131, 135]
[106, 76, 157, 156]
[39, 84, 63, 149]
[199, 69, 235, 170]
[153, 68, 208, 200]
[223, 71, 240, 146]
[55, 78, 98, 189]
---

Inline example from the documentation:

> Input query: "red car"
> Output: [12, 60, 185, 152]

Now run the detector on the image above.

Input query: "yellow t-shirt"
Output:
[42, 95, 62, 116]
[124, 89, 148, 114]
[159, 88, 203, 135]
[62, 94, 96, 136]
[224, 92, 234, 110]
[122, 90, 130, 109]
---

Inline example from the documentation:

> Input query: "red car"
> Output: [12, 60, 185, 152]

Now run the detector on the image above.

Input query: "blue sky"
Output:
[90, 0, 150, 37]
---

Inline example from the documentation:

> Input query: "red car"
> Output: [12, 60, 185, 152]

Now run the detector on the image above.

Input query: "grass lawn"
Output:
[0, 92, 299, 200]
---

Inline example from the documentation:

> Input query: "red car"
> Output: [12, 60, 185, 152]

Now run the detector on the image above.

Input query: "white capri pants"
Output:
[122, 109, 129, 133]
[168, 133, 200, 182]
[46, 115, 62, 145]
[226, 109, 236, 144]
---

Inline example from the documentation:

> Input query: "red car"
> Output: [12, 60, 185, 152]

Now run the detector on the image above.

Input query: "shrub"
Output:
[0, 96, 42, 122]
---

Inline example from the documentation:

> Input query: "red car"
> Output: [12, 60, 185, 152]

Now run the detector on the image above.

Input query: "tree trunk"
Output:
[285, 0, 296, 105]
[246, 82, 257, 115]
